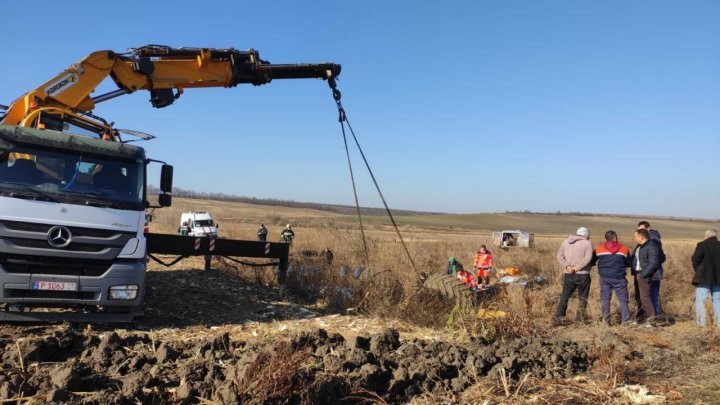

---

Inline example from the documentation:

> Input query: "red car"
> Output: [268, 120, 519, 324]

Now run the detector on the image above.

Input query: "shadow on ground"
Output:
[139, 267, 320, 328]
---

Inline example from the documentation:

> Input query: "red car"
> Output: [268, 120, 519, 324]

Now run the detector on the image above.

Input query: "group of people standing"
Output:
[554, 221, 720, 329]
[256, 223, 295, 244]
[554, 221, 665, 327]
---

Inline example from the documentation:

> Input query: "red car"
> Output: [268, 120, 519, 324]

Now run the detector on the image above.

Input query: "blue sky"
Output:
[1, 1, 718, 218]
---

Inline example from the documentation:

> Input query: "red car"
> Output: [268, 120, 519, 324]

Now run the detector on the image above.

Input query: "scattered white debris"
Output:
[613, 385, 666, 404]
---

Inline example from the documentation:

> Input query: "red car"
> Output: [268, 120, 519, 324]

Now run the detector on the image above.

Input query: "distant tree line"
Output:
[148, 185, 438, 216]
[503, 210, 716, 223]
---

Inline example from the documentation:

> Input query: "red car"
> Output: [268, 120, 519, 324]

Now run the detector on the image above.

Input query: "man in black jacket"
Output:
[631, 228, 662, 325]
[637, 221, 664, 315]
[692, 229, 720, 327]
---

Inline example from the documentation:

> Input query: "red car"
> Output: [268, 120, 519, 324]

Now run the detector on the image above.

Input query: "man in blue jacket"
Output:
[593, 230, 631, 325]
[638, 221, 663, 315]
[631, 228, 663, 325]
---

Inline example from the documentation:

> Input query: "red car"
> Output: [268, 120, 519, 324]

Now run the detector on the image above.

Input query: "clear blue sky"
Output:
[1, 1, 718, 218]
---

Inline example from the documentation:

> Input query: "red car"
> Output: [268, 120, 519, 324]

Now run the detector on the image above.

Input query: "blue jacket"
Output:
[632, 239, 663, 281]
[593, 242, 630, 279]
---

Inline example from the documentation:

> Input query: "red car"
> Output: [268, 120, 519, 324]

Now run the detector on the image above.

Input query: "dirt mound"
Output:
[0, 325, 591, 403]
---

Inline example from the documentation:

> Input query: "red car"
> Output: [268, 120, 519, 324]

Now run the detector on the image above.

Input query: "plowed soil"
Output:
[1, 265, 717, 404]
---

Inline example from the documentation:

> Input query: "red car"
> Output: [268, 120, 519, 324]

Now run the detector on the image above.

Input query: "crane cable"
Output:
[328, 78, 419, 278]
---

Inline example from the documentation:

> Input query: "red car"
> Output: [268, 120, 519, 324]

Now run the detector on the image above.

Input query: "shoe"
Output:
[643, 322, 654, 329]
[552, 317, 563, 327]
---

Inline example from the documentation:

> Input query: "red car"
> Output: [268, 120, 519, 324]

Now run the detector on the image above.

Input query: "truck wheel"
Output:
[423, 273, 475, 307]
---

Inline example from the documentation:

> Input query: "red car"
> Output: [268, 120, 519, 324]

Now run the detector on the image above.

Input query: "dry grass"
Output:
[149, 198, 705, 329]
[142, 198, 720, 402]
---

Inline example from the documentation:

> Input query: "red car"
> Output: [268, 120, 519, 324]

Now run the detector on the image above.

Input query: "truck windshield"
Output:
[0, 144, 144, 210]
[194, 220, 214, 227]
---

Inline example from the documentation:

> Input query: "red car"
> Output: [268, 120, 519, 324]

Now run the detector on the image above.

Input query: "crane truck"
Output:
[0, 45, 340, 321]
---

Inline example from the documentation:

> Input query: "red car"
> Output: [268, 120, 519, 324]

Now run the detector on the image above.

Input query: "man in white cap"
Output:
[553, 227, 594, 325]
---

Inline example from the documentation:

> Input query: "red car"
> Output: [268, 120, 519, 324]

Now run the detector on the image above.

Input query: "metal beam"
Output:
[146, 233, 290, 298]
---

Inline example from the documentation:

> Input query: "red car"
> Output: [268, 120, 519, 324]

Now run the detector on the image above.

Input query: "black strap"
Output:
[328, 79, 419, 278]
[148, 253, 187, 267]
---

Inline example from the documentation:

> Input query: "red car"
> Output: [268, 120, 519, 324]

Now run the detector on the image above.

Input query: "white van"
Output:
[179, 211, 218, 238]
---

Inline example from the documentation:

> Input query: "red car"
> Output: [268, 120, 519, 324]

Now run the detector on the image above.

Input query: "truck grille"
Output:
[0, 220, 124, 238]
[12, 239, 107, 253]
[3, 289, 98, 300]
[1, 256, 112, 277]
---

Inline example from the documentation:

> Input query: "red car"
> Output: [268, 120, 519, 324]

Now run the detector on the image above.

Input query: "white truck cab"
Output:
[0, 124, 173, 318]
[179, 211, 218, 238]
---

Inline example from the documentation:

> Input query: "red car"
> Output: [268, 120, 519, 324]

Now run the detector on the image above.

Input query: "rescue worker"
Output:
[322, 247, 334, 265]
[472, 245, 494, 287]
[447, 257, 463, 277]
[179, 221, 190, 236]
[257, 224, 268, 241]
[456, 266, 479, 289]
[280, 224, 295, 244]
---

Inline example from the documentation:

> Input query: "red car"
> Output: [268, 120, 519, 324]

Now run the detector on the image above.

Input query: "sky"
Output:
[1, 1, 718, 219]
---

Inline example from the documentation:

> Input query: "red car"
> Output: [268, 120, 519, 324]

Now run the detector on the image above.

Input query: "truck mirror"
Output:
[159, 193, 172, 207]
[160, 164, 173, 193]
[216, 223, 219, 228]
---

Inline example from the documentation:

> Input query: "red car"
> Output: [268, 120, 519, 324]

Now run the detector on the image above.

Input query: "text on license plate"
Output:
[32, 281, 77, 291]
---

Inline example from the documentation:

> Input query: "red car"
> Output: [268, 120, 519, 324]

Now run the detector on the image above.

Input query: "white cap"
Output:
[576, 227, 590, 237]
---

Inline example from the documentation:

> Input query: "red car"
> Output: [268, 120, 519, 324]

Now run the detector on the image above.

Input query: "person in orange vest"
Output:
[472, 245, 494, 287]
[456, 266, 479, 289]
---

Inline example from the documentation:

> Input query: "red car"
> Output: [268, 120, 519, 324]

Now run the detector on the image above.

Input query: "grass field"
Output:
[143, 197, 720, 402]
[149, 197, 715, 323]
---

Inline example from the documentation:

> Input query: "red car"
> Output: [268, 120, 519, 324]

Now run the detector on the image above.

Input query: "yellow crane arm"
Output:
[1, 45, 341, 134]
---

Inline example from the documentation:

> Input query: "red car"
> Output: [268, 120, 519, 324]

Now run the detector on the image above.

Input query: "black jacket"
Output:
[632, 239, 662, 280]
[692, 236, 720, 286]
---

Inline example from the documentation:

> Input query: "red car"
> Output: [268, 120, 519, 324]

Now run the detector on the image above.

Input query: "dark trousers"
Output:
[650, 280, 661, 316]
[600, 277, 630, 323]
[634, 275, 656, 321]
[555, 274, 591, 319]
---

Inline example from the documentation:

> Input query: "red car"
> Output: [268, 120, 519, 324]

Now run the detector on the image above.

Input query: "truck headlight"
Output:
[109, 285, 139, 300]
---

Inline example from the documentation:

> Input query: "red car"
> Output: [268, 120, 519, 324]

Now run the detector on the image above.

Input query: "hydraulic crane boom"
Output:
[1, 45, 341, 136]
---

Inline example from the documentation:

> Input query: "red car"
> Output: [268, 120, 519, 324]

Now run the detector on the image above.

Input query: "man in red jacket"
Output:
[592, 230, 631, 325]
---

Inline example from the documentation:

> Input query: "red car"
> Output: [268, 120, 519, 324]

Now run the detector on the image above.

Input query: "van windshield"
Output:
[0, 144, 144, 210]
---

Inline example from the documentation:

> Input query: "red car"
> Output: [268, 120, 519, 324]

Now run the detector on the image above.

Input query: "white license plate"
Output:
[32, 281, 77, 291]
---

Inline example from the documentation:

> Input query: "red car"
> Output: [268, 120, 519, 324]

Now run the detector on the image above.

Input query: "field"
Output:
[2, 198, 719, 403]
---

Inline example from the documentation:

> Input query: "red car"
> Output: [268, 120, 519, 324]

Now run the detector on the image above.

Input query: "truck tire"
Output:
[423, 273, 475, 307]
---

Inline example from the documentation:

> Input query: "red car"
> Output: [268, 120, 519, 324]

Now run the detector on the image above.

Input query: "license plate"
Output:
[32, 281, 77, 291]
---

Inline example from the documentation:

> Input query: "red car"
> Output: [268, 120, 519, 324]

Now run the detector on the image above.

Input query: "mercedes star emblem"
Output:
[47, 226, 72, 248]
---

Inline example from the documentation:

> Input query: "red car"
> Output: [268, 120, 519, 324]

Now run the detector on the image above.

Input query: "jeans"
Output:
[695, 285, 720, 327]
[650, 279, 661, 316]
[600, 277, 630, 323]
[555, 274, 591, 319]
